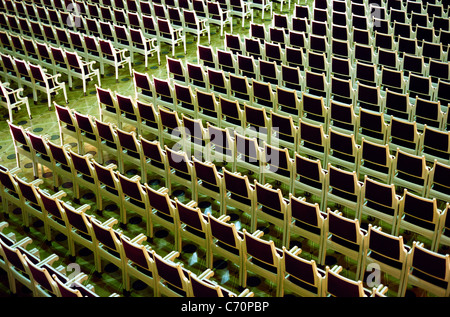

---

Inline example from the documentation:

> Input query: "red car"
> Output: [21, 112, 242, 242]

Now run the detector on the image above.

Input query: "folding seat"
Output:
[327, 128, 360, 172]
[165, 146, 195, 195]
[129, 28, 160, 69]
[166, 58, 187, 87]
[252, 181, 289, 247]
[242, 229, 283, 294]
[358, 135, 395, 181]
[89, 216, 126, 283]
[297, 120, 329, 163]
[113, 7, 128, 26]
[140, 14, 158, 40]
[425, 159, 450, 206]
[294, 4, 310, 19]
[275, 86, 302, 119]
[181, 114, 208, 159]
[258, 59, 280, 87]
[353, 43, 377, 64]
[419, 125, 450, 165]
[217, 49, 238, 75]
[408, 74, 436, 103]
[115, 93, 139, 133]
[414, 97, 444, 130]
[0, 233, 59, 296]
[191, 157, 224, 215]
[60, 201, 101, 271]
[396, 190, 442, 251]
[29, 63, 68, 110]
[157, 18, 186, 57]
[193, 89, 218, 127]
[115, 124, 142, 171]
[323, 265, 385, 297]
[330, 55, 354, 82]
[428, 59, 450, 84]
[280, 245, 326, 297]
[145, 184, 179, 250]
[401, 54, 426, 79]
[168, 6, 183, 28]
[152, 77, 175, 111]
[206, 1, 233, 38]
[120, 234, 156, 295]
[206, 124, 235, 165]
[65, 51, 100, 97]
[0, 165, 23, 220]
[18, 17, 32, 38]
[54, 102, 79, 148]
[0, 53, 18, 85]
[434, 79, 450, 107]
[98, 39, 131, 83]
[359, 169, 400, 229]
[329, 76, 356, 106]
[355, 82, 383, 114]
[158, 107, 182, 149]
[360, 225, 410, 296]
[73, 110, 100, 157]
[117, 173, 151, 234]
[327, 100, 358, 136]
[422, 41, 447, 64]
[250, 21, 268, 41]
[377, 48, 400, 71]
[189, 269, 253, 297]
[401, 241, 450, 296]
[392, 150, 431, 196]
[393, 21, 416, 40]
[251, 80, 275, 112]
[218, 95, 243, 131]
[324, 163, 363, 218]
[284, 46, 305, 72]
[182, 10, 209, 46]
[244, 37, 264, 61]
[321, 209, 367, 278]
[7, 122, 35, 177]
[288, 30, 308, 51]
[49, 45, 70, 81]
[280, 64, 303, 93]
[229, 0, 252, 27]
[432, 15, 450, 34]
[152, 250, 192, 297]
[304, 70, 329, 100]
[0, 82, 31, 122]
[384, 89, 413, 121]
[300, 92, 328, 129]
[69, 151, 99, 206]
[222, 168, 255, 217]
[262, 142, 293, 185]
[233, 132, 263, 182]
[207, 68, 230, 98]
[380, 67, 407, 94]
[224, 33, 243, 56]
[308, 34, 329, 55]
[27, 131, 54, 181]
[264, 42, 284, 65]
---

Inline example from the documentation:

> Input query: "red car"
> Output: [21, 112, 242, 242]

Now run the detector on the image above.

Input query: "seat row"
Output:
[11, 100, 450, 253]
[0, 166, 254, 297]
[0, 31, 101, 96]
[0, 80, 31, 122]
[131, 63, 450, 163]
[0, 15, 137, 81]
[3, 159, 449, 297]
[0, 220, 118, 297]
[0, 54, 67, 110]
